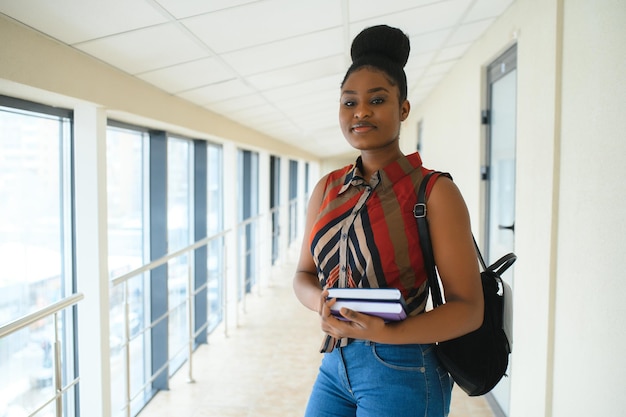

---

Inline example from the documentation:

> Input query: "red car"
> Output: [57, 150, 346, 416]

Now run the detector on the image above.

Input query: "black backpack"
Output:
[414, 171, 516, 396]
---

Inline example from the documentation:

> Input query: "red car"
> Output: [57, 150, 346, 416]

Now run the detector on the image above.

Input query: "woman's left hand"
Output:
[320, 296, 387, 341]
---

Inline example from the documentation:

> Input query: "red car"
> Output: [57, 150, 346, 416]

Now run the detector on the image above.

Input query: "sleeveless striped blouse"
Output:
[310, 152, 438, 316]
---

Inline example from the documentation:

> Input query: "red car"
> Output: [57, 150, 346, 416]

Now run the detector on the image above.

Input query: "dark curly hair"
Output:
[341, 25, 410, 102]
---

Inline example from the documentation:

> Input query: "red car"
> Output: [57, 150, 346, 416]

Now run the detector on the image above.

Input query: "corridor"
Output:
[138, 247, 496, 417]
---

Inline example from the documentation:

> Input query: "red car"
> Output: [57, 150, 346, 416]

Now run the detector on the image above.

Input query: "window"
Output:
[270, 155, 281, 264]
[0, 97, 76, 416]
[167, 137, 193, 374]
[238, 150, 259, 293]
[106, 123, 151, 416]
[288, 159, 299, 244]
[206, 143, 224, 331]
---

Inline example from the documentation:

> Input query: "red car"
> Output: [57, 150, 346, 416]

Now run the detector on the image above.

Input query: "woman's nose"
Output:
[354, 103, 371, 119]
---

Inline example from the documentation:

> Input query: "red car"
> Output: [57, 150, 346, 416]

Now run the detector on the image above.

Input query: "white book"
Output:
[327, 287, 402, 301]
[330, 299, 407, 321]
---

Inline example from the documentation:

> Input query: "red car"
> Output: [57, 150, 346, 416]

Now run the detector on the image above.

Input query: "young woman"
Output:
[293, 25, 483, 417]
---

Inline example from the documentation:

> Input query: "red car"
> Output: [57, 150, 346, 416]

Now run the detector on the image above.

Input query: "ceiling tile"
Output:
[137, 57, 236, 93]
[409, 30, 451, 56]
[0, 0, 167, 44]
[220, 28, 344, 76]
[276, 91, 339, 119]
[436, 43, 472, 63]
[207, 94, 269, 115]
[178, 78, 255, 105]
[347, 0, 444, 22]
[155, 0, 259, 19]
[226, 106, 287, 127]
[415, 73, 446, 90]
[447, 19, 495, 46]
[263, 74, 344, 103]
[464, 0, 515, 22]
[349, 0, 473, 39]
[181, 0, 342, 54]
[423, 61, 458, 77]
[75, 23, 208, 74]
[246, 55, 346, 92]
[406, 51, 437, 74]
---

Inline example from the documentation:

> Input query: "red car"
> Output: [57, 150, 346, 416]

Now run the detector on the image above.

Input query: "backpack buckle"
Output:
[413, 203, 426, 218]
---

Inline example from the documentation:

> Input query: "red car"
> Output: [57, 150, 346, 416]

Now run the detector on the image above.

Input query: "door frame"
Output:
[482, 43, 518, 417]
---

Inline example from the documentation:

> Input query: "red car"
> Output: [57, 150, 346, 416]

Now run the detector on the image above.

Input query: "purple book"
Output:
[328, 288, 408, 322]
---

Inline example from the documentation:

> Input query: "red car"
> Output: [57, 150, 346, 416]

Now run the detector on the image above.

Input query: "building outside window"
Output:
[107, 123, 151, 416]
[0, 98, 76, 417]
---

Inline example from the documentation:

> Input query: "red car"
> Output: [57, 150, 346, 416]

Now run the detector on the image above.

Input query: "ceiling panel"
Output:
[178, 78, 255, 105]
[246, 55, 346, 92]
[75, 23, 209, 74]
[347, 0, 448, 23]
[181, 0, 342, 54]
[409, 29, 452, 56]
[435, 43, 472, 63]
[0, 0, 167, 44]
[0, 0, 517, 159]
[219, 27, 345, 76]
[351, 0, 474, 39]
[262, 75, 344, 103]
[137, 57, 236, 93]
[447, 19, 496, 46]
[154, 0, 260, 19]
[465, 0, 515, 22]
[206, 94, 269, 115]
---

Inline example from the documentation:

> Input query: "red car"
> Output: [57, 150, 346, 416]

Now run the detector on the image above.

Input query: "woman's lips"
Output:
[352, 123, 375, 133]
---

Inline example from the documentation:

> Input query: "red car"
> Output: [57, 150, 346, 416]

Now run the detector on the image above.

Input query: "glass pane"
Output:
[488, 69, 517, 264]
[0, 104, 74, 416]
[106, 125, 150, 417]
[289, 159, 298, 244]
[167, 137, 192, 374]
[207, 144, 223, 331]
[107, 127, 148, 276]
[0, 107, 65, 319]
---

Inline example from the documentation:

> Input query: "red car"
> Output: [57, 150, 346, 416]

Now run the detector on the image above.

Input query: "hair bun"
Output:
[350, 25, 410, 68]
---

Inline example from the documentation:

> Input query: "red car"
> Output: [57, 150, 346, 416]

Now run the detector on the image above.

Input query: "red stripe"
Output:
[310, 192, 360, 243]
[367, 192, 400, 283]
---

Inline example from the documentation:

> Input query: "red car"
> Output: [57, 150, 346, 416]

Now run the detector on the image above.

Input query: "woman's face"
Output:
[339, 67, 410, 152]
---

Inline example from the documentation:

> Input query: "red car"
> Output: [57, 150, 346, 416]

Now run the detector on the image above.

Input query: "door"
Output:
[483, 44, 517, 416]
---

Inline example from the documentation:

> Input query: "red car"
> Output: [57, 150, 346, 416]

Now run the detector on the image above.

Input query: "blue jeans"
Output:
[304, 340, 452, 417]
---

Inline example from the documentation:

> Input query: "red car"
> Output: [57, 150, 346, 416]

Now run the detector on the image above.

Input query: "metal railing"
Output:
[0, 293, 84, 417]
[110, 229, 230, 417]
[0, 196, 306, 417]
[109, 208, 284, 417]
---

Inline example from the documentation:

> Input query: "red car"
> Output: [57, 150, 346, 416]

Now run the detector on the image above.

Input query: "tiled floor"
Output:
[138, 250, 495, 417]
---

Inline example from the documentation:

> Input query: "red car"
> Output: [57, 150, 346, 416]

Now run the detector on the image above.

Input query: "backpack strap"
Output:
[415, 172, 518, 308]
[414, 171, 451, 308]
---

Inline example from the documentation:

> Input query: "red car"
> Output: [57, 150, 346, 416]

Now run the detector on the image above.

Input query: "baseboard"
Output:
[484, 393, 507, 417]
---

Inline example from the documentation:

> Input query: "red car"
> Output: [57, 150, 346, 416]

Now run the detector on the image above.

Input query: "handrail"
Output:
[111, 228, 232, 417]
[0, 293, 84, 338]
[111, 229, 231, 286]
[0, 292, 84, 417]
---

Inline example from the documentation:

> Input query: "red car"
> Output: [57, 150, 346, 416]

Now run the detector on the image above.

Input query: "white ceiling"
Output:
[0, 0, 514, 158]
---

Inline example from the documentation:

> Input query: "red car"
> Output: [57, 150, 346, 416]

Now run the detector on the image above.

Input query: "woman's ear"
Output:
[400, 100, 411, 121]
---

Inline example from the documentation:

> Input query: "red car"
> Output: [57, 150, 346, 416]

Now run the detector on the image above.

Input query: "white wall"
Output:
[409, 0, 626, 416]
[553, 1, 626, 415]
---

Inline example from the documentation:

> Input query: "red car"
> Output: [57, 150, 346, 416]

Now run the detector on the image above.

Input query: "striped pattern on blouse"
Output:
[309, 152, 440, 316]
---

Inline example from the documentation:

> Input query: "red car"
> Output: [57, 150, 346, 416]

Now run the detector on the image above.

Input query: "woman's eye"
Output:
[371, 97, 385, 105]
[342, 100, 356, 107]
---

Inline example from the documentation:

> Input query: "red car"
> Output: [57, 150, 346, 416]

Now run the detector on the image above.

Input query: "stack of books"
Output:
[327, 288, 408, 321]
